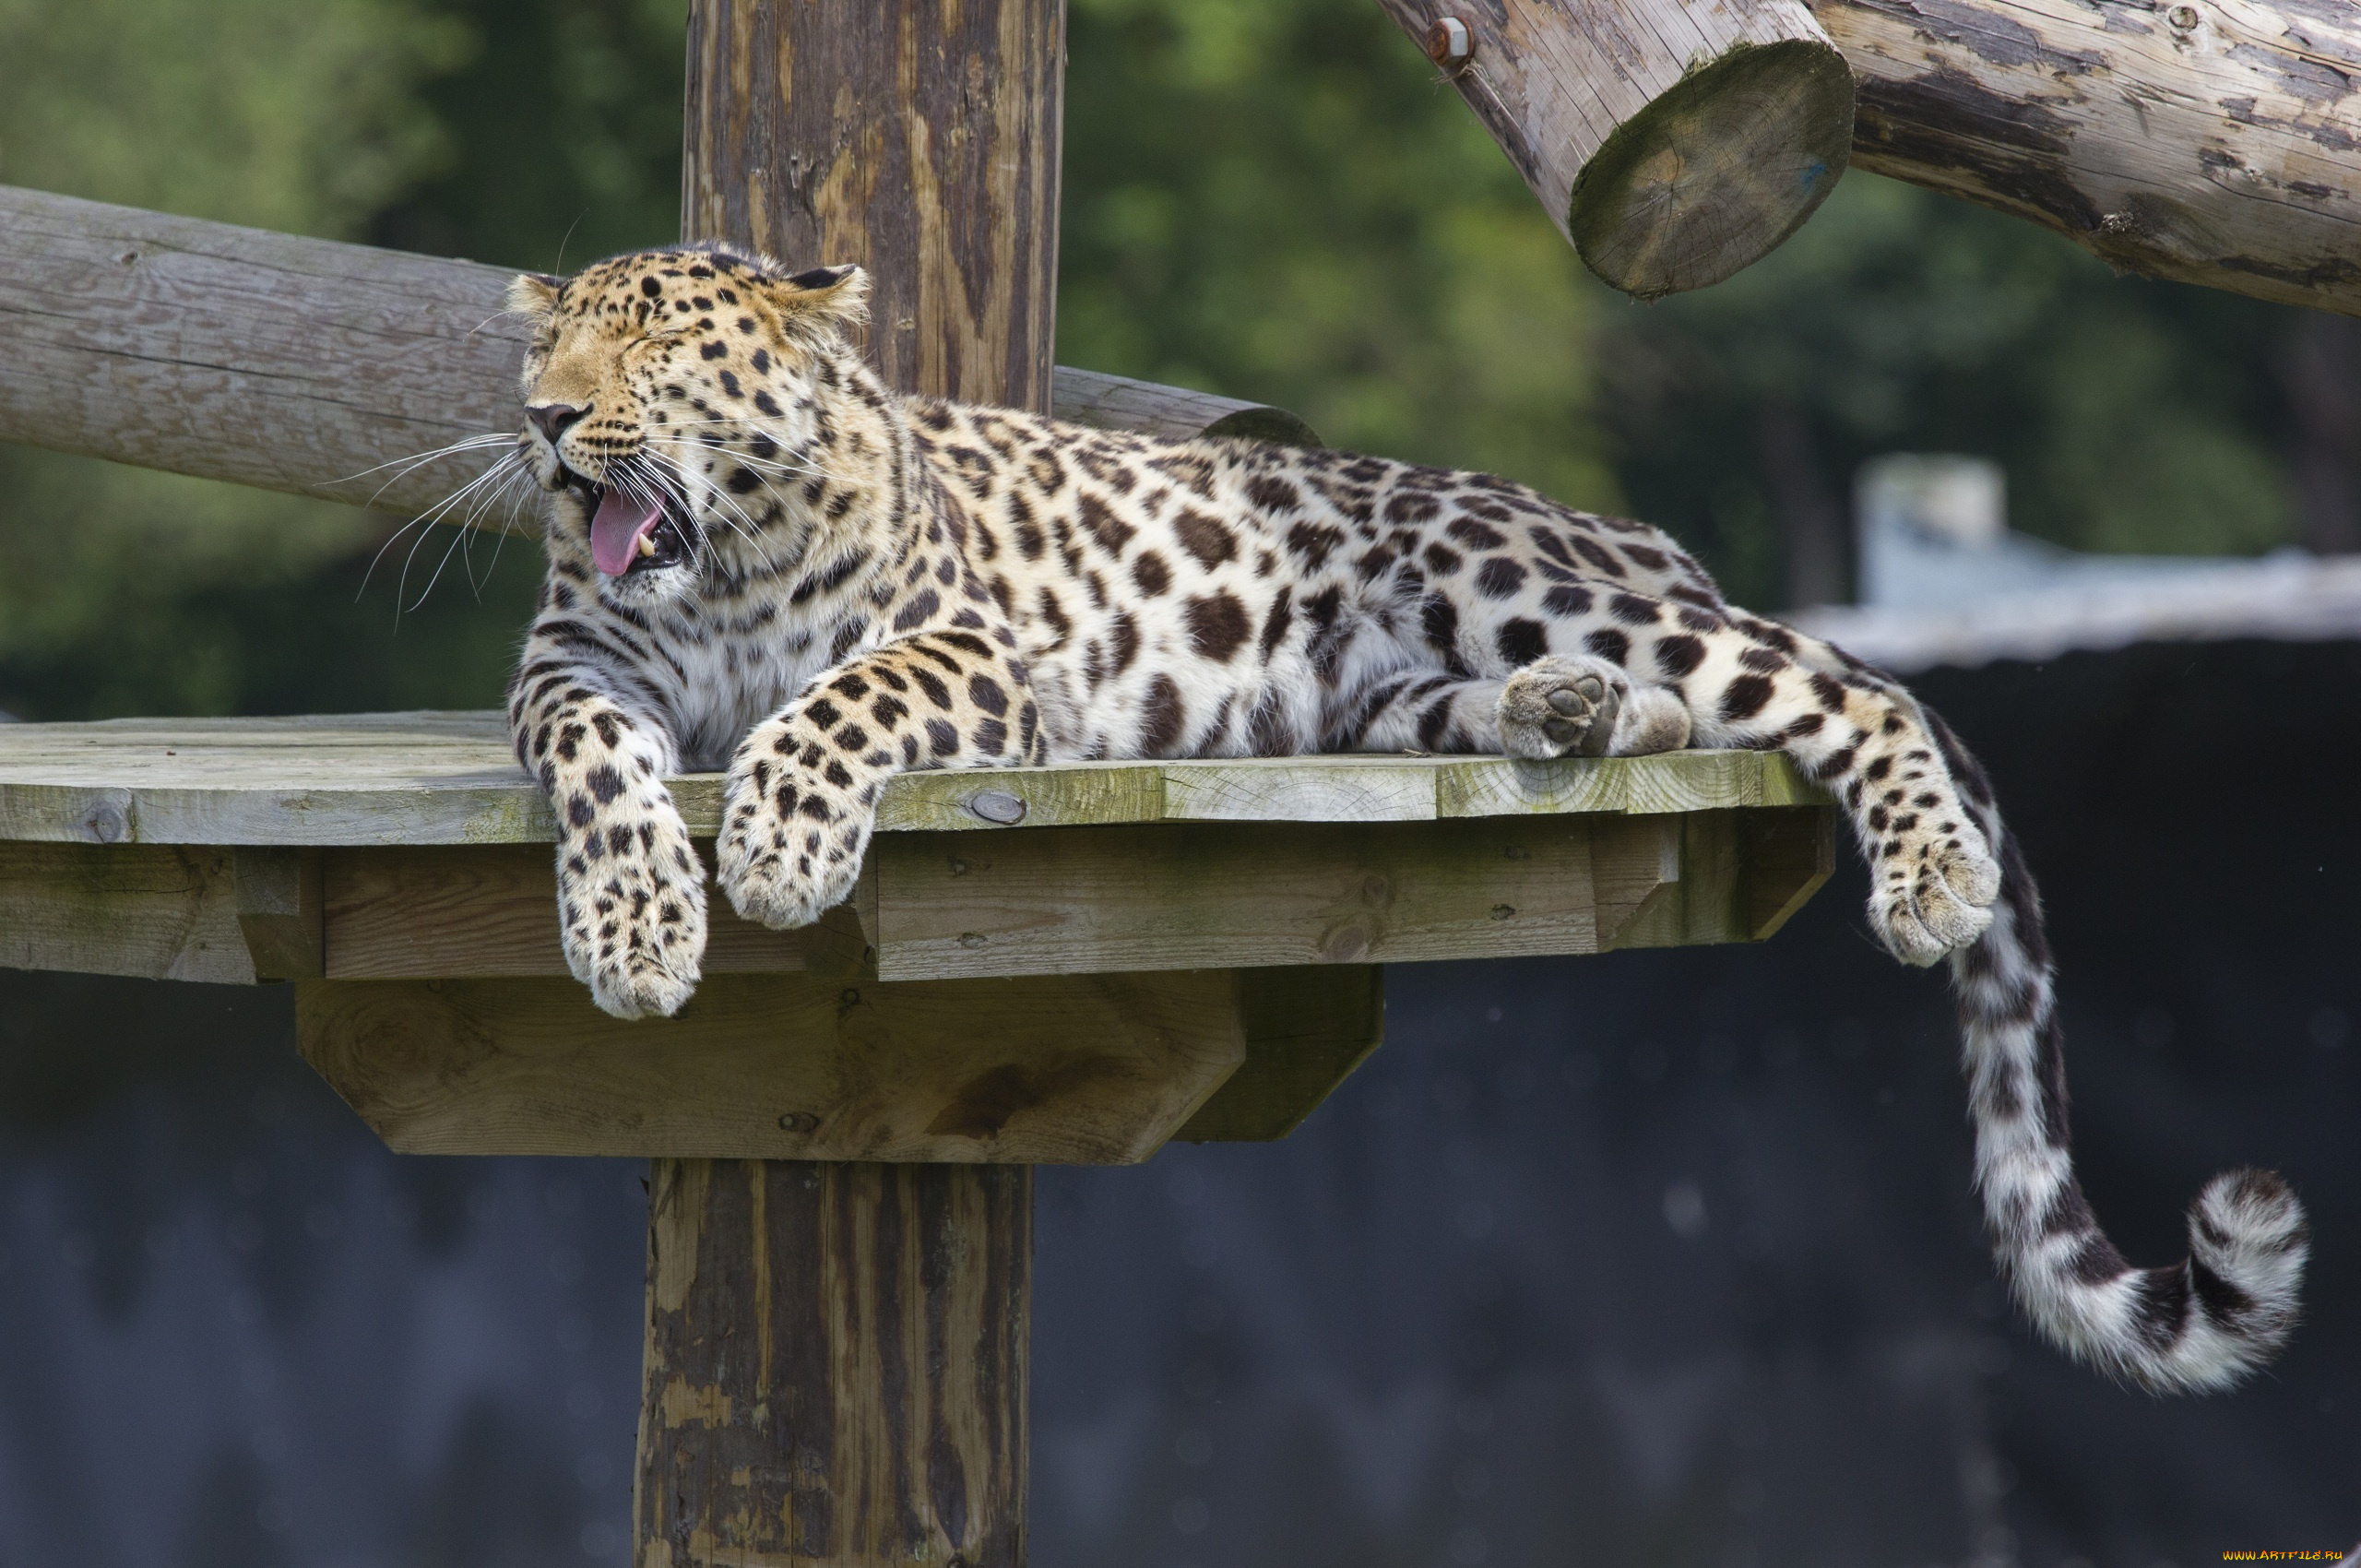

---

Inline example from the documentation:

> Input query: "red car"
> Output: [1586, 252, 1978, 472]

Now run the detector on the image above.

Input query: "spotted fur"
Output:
[501, 244, 2306, 1391]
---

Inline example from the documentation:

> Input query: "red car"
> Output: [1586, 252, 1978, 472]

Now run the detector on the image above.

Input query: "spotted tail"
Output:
[1931, 715, 2308, 1393]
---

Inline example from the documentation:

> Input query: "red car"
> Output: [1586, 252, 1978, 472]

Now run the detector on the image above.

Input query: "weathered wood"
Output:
[233, 847, 322, 980]
[1176, 966, 1387, 1142]
[635, 1158, 1029, 1565]
[0, 184, 1316, 521]
[0, 711, 1826, 849]
[294, 969, 1244, 1164]
[1815, 0, 2361, 315]
[865, 814, 1704, 980]
[682, 0, 1065, 412]
[657, 6, 1068, 1562]
[1739, 803, 1836, 939]
[1376, 0, 1855, 298]
[1050, 365, 1322, 449]
[0, 184, 530, 519]
[0, 841, 253, 984]
[318, 845, 857, 979]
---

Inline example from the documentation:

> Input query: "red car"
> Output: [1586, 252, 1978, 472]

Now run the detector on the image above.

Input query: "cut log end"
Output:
[1569, 39, 1856, 301]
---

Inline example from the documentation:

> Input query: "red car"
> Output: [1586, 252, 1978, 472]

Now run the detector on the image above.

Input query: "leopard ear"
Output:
[507, 271, 562, 321]
[765, 264, 870, 338]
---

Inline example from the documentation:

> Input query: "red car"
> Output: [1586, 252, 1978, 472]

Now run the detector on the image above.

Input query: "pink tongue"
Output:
[590, 490, 665, 576]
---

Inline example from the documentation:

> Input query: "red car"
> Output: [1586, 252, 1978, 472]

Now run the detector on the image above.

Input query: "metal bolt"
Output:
[777, 1111, 820, 1134]
[2167, 4, 2198, 27]
[1425, 15, 1473, 68]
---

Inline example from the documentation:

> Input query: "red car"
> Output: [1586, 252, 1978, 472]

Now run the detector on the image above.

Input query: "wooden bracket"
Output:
[233, 847, 322, 980]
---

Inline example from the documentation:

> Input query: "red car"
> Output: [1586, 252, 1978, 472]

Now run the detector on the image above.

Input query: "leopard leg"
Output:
[508, 654, 707, 1020]
[718, 628, 1046, 931]
[1335, 655, 1689, 759]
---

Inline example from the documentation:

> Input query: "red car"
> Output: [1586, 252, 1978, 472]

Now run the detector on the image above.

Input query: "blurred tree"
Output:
[0, 0, 478, 719]
[1059, 0, 1618, 511]
[1597, 172, 2305, 607]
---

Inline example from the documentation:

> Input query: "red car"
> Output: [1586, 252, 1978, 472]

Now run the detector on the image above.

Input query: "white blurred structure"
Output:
[1790, 453, 2361, 671]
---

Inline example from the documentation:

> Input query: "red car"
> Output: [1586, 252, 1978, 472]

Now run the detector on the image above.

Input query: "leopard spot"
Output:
[1495, 618, 1548, 666]
[1474, 558, 1527, 600]
[1175, 509, 1239, 568]
[1184, 592, 1252, 662]
[1140, 674, 1188, 756]
[1131, 552, 1172, 597]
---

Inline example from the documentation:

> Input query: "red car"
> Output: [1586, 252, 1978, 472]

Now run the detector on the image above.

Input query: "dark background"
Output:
[0, 0, 2355, 1561]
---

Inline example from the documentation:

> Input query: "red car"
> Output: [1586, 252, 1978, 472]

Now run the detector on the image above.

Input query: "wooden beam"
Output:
[647, 4, 1069, 1563]
[0, 184, 1316, 523]
[635, 1159, 1029, 1568]
[1175, 965, 1386, 1143]
[293, 968, 1245, 1164]
[1375, 0, 1855, 299]
[0, 841, 253, 984]
[1813, 0, 2361, 315]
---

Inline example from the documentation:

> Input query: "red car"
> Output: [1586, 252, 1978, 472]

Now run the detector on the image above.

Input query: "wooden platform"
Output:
[0, 712, 1833, 1164]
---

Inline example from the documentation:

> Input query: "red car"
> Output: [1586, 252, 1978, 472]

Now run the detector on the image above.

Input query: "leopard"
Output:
[499, 243, 2306, 1394]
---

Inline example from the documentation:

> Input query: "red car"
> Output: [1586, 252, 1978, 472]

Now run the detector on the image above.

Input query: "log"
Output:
[0, 184, 1314, 525]
[1814, 0, 2361, 315]
[1374, 0, 1857, 298]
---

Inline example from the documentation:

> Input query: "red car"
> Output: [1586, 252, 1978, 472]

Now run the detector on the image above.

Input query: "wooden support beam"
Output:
[232, 848, 322, 980]
[641, 3, 1067, 1563]
[1375, 0, 1856, 299]
[1813, 0, 2361, 315]
[635, 1159, 1029, 1568]
[0, 184, 1315, 523]
[294, 968, 1246, 1164]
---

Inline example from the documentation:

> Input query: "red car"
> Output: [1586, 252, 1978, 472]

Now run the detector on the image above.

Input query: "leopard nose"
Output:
[527, 402, 588, 445]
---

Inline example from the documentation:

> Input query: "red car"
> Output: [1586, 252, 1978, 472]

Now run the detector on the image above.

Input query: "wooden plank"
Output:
[635, 1159, 1029, 1568]
[297, 968, 1242, 1163]
[0, 842, 253, 984]
[0, 711, 1828, 849]
[869, 817, 1618, 980]
[234, 848, 321, 980]
[1177, 966, 1386, 1143]
[317, 845, 863, 979]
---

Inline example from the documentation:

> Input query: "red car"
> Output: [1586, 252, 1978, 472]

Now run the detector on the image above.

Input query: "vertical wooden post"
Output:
[637, 5, 1064, 1565]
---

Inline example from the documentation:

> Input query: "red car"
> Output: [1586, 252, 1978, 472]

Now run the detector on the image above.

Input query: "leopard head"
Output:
[508, 244, 874, 600]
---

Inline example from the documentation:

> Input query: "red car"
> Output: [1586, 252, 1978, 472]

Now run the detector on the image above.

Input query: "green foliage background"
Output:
[0, 0, 2324, 721]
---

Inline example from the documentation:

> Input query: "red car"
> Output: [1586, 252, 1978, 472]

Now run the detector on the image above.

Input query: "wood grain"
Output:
[870, 817, 1625, 980]
[294, 969, 1242, 1164]
[0, 842, 253, 984]
[1374, 0, 1853, 298]
[683, 0, 1065, 413]
[0, 184, 529, 518]
[634, 1158, 1029, 1566]
[1817, 0, 2361, 316]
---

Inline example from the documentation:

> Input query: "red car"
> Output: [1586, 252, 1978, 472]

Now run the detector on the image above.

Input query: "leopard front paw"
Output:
[556, 814, 708, 1020]
[718, 736, 875, 931]
[1869, 832, 2000, 967]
